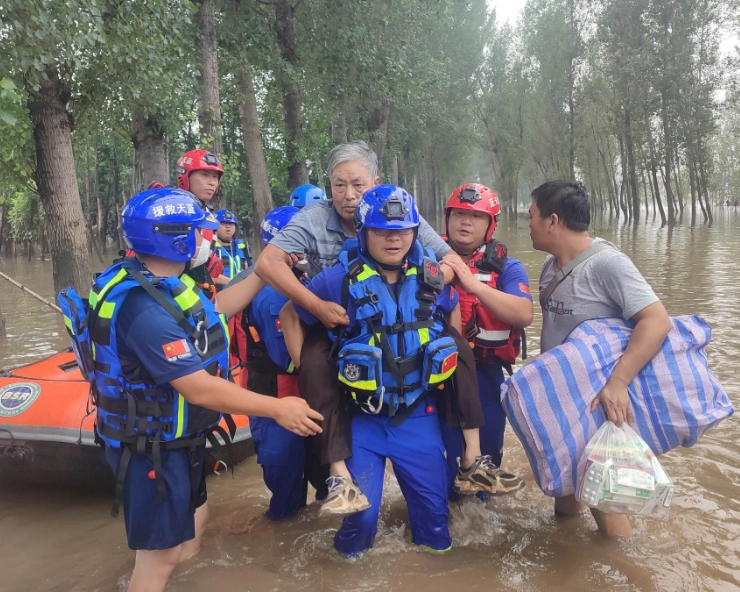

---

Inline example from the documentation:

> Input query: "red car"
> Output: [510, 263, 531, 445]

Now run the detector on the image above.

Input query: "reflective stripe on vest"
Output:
[215, 241, 245, 277]
[476, 328, 511, 342]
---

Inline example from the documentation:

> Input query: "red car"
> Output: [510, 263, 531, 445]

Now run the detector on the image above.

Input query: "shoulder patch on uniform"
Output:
[519, 283, 531, 295]
[422, 258, 444, 293]
[162, 339, 193, 362]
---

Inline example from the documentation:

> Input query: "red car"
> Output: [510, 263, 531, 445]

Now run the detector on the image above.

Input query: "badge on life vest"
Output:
[441, 352, 458, 375]
[344, 363, 361, 381]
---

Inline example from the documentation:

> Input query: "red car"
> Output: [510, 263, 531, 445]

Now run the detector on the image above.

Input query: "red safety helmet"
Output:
[176, 149, 224, 192]
[445, 183, 501, 244]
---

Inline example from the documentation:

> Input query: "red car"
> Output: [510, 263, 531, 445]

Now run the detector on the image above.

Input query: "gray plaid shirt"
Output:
[269, 202, 450, 279]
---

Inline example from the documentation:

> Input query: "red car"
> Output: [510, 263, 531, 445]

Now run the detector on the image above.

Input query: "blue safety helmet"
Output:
[290, 184, 327, 208]
[260, 206, 301, 246]
[355, 184, 420, 255]
[215, 209, 238, 225]
[121, 187, 219, 262]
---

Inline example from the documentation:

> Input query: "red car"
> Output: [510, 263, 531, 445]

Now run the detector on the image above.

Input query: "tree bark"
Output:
[236, 65, 273, 249]
[696, 136, 713, 222]
[27, 68, 91, 294]
[659, 11, 676, 223]
[618, 135, 630, 221]
[194, 0, 223, 155]
[0, 199, 7, 254]
[624, 100, 640, 223]
[132, 111, 170, 187]
[372, 104, 391, 178]
[673, 149, 684, 215]
[332, 92, 348, 144]
[275, 0, 308, 190]
[644, 113, 667, 225]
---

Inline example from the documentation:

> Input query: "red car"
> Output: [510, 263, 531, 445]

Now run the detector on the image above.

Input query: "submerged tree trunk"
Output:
[644, 113, 667, 225]
[195, 0, 223, 155]
[673, 149, 684, 216]
[624, 101, 640, 223]
[237, 65, 273, 249]
[132, 111, 170, 187]
[27, 68, 91, 294]
[696, 136, 713, 222]
[275, 0, 308, 189]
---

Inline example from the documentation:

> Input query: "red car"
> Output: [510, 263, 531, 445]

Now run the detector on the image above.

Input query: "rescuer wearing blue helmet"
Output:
[289, 184, 327, 208]
[213, 209, 252, 286]
[281, 185, 460, 556]
[58, 187, 322, 592]
[226, 205, 329, 519]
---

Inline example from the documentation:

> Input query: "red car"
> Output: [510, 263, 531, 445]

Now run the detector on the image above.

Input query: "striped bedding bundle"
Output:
[501, 316, 733, 498]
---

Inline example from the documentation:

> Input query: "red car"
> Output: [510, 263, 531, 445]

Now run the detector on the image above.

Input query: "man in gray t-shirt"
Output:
[256, 141, 449, 328]
[539, 238, 659, 352]
[254, 141, 479, 516]
[529, 180, 671, 539]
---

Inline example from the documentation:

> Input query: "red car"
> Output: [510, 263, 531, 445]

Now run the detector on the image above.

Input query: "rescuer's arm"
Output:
[119, 292, 321, 437]
[447, 302, 462, 334]
[279, 301, 305, 369]
[255, 245, 349, 328]
[215, 271, 266, 318]
[172, 371, 322, 436]
[591, 301, 671, 426]
[442, 255, 533, 328]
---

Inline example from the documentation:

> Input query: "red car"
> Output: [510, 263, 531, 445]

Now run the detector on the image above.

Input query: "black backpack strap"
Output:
[366, 318, 408, 418]
[389, 394, 426, 427]
[327, 258, 361, 361]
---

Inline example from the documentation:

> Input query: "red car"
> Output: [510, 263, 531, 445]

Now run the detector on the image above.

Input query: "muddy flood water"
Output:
[0, 210, 738, 592]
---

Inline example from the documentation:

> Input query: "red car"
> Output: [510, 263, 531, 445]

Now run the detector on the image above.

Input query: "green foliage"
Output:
[0, 0, 737, 254]
[8, 190, 44, 243]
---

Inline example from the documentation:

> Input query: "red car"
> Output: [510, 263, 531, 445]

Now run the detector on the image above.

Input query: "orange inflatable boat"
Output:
[0, 350, 252, 486]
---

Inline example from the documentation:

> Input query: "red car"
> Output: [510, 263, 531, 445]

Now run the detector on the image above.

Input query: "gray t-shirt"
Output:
[269, 201, 450, 278]
[539, 238, 659, 352]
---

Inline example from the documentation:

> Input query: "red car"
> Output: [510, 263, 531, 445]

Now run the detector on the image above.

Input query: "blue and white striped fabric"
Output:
[501, 316, 733, 498]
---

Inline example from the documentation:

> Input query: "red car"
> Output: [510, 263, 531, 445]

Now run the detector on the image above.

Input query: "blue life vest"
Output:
[215, 239, 250, 277]
[241, 285, 296, 397]
[244, 286, 295, 374]
[59, 260, 234, 515]
[333, 241, 458, 416]
[86, 261, 231, 450]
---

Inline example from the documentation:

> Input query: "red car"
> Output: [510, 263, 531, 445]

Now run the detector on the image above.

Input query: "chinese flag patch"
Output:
[519, 283, 531, 295]
[162, 339, 191, 362]
[441, 352, 458, 375]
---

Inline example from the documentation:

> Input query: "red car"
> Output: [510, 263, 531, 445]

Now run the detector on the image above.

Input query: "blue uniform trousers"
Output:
[249, 416, 306, 520]
[334, 402, 451, 557]
[440, 363, 507, 498]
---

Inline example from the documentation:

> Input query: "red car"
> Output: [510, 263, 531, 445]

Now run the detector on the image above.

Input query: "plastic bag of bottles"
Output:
[575, 421, 674, 515]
